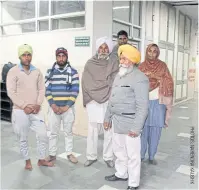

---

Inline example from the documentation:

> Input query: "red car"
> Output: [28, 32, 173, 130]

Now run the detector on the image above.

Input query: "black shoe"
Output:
[105, 174, 128, 181]
[149, 159, 157, 165]
[84, 159, 97, 167]
[127, 186, 139, 190]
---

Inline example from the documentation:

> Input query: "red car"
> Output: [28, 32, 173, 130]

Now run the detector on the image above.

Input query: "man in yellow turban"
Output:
[104, 44, 149, 190]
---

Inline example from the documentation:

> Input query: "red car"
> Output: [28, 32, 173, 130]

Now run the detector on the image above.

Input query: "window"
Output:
[145, 1, 154, 40]
[133, 1, 141, 26]
[0, 0, 85, 35]
[2, 1, 35, 23]
[113, 1, 131, 23]
[39, 1, 49, 17]
[113, 22, 131, 36]
[168, 8, 175, 43]
[112, 1, 142, 49]
[51, 1, 85, 15]
[178, 14, 185, 46]
[52, 16, 85, 30]
[38, 20, 49, 31]
[185, 17, 191, 49]
[2, 22, 36, 35]
[133, 28, 141, 38]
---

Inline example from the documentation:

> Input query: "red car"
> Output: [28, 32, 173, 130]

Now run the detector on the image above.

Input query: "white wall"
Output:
[0, 1, 94, 71]
[0, 29, 92, 70]
[92, 0, 113, 54]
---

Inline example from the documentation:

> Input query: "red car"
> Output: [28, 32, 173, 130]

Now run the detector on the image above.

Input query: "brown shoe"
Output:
[47, 155, 56, 162]
[67, 154, 78, 164]
[38, 159, 54, 167]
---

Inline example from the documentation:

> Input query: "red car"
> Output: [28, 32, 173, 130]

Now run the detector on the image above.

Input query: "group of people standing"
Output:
[6, 30, 174, 190]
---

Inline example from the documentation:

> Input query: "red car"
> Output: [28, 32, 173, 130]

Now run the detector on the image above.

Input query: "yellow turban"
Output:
[18, 44, 33, 58]
[118, 44, 141, 64]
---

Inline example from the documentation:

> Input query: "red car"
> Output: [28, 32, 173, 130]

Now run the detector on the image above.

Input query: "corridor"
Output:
[1, 95, 198, 189]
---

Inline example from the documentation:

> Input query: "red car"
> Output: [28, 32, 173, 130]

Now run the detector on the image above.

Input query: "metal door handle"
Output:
[152, 15, 154, 21]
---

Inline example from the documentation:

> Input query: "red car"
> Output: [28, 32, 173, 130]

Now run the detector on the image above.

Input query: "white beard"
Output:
[118, 65, 134, 77]
[118, 67, 128, 77]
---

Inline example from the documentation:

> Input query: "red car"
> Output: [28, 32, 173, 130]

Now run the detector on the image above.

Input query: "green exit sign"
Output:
[75, 36, 90, 47]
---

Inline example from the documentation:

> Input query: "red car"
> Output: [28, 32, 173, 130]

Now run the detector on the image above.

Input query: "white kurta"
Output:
[149, 87, 159, 100]
[86, 100, 108, 123]
[86, 100, 113, 161]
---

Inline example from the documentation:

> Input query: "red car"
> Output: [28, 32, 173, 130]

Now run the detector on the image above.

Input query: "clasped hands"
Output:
[51, 104, 69, 115]
[24, 104, 40, 114]
[103, 122, 138, 137]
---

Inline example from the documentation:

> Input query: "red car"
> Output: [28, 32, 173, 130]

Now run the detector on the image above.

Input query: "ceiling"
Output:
[166, 0, 198, 6]
[175, 5, 198, 20]
[166, 0, 198, 19]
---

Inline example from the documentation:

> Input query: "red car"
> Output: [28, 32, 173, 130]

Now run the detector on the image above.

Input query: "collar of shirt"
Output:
[55, 63, 70, 72]
[18, 63, 36, 72]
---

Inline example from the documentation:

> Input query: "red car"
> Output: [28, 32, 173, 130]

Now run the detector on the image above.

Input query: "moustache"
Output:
[98, 53, 109, 59]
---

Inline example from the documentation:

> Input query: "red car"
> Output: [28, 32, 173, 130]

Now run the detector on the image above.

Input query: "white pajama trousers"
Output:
[48, 107, 75, 156]
[86, 122, 113, 161]
[12, 109, 48, 160]
[113, 133, 141, 187]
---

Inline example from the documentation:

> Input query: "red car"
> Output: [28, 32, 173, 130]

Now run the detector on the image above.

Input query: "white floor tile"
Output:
[178, 116, 190, 120]
[98, 185, 119, 190]
[176, 165, 198, 176]
[57, 152, 81, 160]
[179, 106, 188, 109]
[177, 133, 191, 138]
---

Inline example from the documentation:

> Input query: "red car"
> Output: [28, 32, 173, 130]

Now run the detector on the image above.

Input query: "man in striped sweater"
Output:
[45, 47, 79, 164]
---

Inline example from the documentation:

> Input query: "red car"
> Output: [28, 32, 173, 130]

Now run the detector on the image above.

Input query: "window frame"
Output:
[112, 0, 142, 50]
[0, 0, 86, 36]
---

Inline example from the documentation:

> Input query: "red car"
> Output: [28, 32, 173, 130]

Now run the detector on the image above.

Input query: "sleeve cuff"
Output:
[48, 99, 55, 106]
[104, 115, 111, 123]
[130, 129, 142, 135]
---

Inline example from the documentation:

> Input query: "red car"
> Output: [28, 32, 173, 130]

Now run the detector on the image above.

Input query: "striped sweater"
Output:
[45, 64, 79, 107]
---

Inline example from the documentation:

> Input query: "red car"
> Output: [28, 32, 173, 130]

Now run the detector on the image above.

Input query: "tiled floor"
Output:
[176, 165, 198, 176]
[177, 133, 191, 138]
[1, 96, 198, 189]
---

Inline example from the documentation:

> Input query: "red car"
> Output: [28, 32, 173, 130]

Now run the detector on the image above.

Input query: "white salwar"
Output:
[12, 109, 48, 160]
[86, 100, 113, 161]
[113, 133, 141, 187]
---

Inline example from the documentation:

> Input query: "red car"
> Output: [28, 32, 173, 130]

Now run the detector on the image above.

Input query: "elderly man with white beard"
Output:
[104, 44, 149, 190]
[82, 37, 119, 168]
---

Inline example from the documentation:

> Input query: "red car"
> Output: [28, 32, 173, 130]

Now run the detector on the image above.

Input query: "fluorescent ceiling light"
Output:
[113, 6, 129, 10]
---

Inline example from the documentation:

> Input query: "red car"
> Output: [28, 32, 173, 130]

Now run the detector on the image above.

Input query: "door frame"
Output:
[174, 12, 191, 102]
